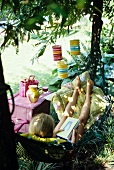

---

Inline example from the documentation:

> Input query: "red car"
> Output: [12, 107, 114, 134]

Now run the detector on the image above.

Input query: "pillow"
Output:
[62, 71, 90, 90]
[52, 88, 73, 120]
[52, 71, 106, 128]
[72, 86, 106, 129]
[21, 133, 66, 144]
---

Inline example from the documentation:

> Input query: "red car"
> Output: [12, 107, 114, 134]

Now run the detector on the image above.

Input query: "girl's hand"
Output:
[53, 115, 67, 137]
[71, 129, 77, 143]
[53, 128, 64, 137]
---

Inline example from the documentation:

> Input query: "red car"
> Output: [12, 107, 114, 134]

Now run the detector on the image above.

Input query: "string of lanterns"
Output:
[52, 39, 80, 79]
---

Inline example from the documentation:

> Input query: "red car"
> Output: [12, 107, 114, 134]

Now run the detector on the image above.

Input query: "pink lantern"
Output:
[52, 45, 62, 61]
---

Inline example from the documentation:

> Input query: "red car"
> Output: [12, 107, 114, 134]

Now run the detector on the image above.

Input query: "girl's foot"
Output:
[74, 76, 81, 91]
[86, 79, 94, 95]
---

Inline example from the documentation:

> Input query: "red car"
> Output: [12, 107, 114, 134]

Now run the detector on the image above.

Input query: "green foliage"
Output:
[31, 44, 47, 64]
[94, 113, 114, 165]
[0, 0, 113, 54]
[103, 0, 114, 20]
[101, 23, 114, 54]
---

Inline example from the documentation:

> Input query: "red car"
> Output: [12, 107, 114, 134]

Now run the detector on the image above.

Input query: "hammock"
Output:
[16, 133, 75, 163]
[5, 82, 114, 169]
[15, 100, 113, 170]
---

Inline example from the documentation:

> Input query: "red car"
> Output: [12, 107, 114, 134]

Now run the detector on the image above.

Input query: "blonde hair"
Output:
[29, 113, 55, 138]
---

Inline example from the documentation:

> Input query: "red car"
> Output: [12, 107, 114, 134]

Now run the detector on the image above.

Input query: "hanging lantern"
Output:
[70, 39, 80, 55]
[57, 60, 68, 79]
[52, 45, 62, 61]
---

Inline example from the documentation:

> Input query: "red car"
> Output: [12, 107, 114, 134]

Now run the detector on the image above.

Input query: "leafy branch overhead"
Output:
[0, 0, 113, 52]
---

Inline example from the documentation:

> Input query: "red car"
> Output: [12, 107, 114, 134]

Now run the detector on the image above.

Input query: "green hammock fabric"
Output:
[16, 134, 75, 170]
[16, 134, 74, 163]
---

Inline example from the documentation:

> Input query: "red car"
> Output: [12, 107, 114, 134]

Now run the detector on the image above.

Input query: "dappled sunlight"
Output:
[78, 134, 82, 138]
[63, 94, 68, 99]
[83, 103, 88, 107]
[93, 94, 107, 111]
[68, 96, 73, 102]
[71, 105, 76, 111]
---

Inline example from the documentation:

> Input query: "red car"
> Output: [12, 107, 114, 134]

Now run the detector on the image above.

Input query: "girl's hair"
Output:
[29, 113, 55, 138]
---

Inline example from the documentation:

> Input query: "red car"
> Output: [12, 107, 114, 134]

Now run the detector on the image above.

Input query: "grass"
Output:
[1, 40, 56, 94]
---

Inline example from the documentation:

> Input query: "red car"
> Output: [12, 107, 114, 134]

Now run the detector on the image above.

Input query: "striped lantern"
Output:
[52, 45, 62, 61]
[57, 60, 68, 79]
[70, 39, 80, 55]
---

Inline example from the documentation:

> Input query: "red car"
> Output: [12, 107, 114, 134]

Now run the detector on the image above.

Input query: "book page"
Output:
[57, 117, 80, 140]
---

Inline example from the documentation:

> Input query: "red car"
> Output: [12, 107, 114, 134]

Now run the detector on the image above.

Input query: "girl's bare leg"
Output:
[75, 79, 94, 142]
[64, 76, 81, 117]
[53, 76, 81, 137]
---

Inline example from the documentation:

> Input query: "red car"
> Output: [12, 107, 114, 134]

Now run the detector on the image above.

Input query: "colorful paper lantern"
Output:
[57, 60, 68, 79]
[52, 45, 62, 61]
[70, 39, 80, 55]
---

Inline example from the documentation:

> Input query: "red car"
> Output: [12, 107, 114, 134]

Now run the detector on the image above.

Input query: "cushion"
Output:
[21, 133, 66, 144]
[52, 88, 73, 120]
[52, 71, 106, 128]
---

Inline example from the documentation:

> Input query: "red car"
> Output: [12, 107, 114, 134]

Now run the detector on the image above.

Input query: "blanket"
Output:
[52, 71, 106, 129]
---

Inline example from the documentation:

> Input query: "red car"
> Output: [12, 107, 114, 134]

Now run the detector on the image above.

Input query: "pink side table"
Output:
[8, 91, 52, 133]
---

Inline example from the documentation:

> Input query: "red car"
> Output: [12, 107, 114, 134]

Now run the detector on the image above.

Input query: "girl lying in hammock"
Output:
[29, 77, 94, 143]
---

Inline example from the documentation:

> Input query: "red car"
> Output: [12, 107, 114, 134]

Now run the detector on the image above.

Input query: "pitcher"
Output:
[26, 85, 39, 103]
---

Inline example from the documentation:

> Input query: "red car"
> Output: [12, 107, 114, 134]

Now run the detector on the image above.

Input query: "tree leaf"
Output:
[37, 45, 46, 58]
[52, 68, 58, 75]
[50, 76, 61, 85]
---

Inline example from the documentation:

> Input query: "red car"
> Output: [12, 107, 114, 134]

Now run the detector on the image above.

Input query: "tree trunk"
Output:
[87, 0, 104, 86]
[0, 53, 18, 170]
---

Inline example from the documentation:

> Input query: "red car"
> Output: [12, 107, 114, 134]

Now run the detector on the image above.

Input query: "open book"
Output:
[56, 117, 80, 140]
